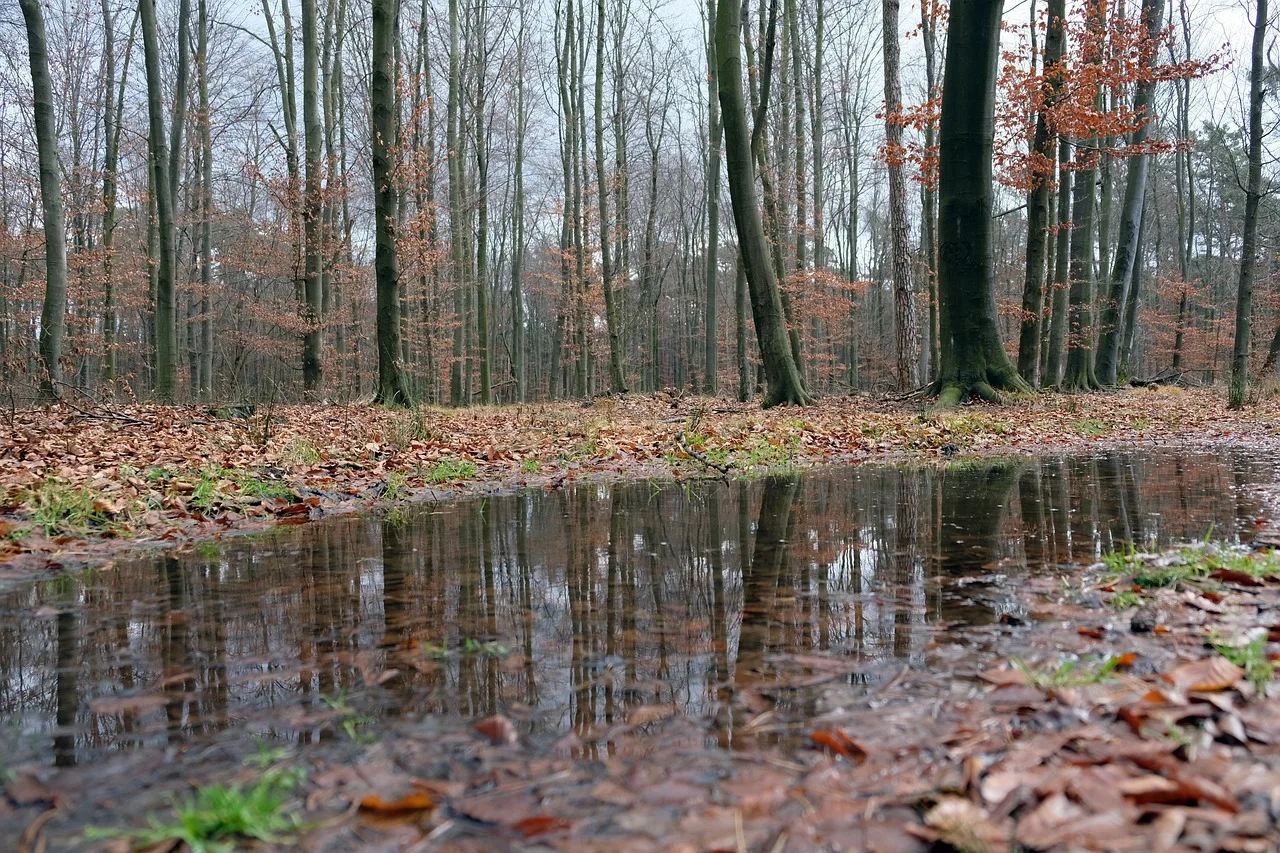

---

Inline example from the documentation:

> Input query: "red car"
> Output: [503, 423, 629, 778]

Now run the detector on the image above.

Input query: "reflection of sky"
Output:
[0, 450, 1275, 767]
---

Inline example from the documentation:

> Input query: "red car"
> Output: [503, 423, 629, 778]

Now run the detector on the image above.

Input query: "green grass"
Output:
[85, 767, 304, 853]
[1212, 633, 1274, 690]
[382, 471, 410, 502]
[1014, 655, 1122, 689]
[1070, 418, 1111, 438]
[521, 457, 539, 474]
[424, 458, 478, 484]
[187, 467, 293, 513]
[421, 638, 509, 661]
[284, 438, 322, 464]
[21, 477, 125, 537]
[1109, 589, 1142, 610]
[319, 692, 377, 744]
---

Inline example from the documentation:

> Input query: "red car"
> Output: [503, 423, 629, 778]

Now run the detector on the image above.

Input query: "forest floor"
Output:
[3, 385, 1280, 581]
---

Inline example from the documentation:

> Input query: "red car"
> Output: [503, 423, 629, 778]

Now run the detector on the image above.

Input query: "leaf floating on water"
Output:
[1161, 657, 1244, 693]
[978, 666, 1031, 687]
[511, 815, 572, 837]
[474, 714, 519, 745]
[359, 789, 434, 814]
[809, 727, 868, 763]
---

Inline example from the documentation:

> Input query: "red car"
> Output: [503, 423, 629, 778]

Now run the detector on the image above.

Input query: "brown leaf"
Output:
[809, 727, 868, 763]
[359, 790, 434, 814]
[511, 815, 572, 837]
[474, 714, 518, 745]
[1161, 657, 1244, 693]
[978, 666, 1030, 686]
[1210, 567, 1267, 586]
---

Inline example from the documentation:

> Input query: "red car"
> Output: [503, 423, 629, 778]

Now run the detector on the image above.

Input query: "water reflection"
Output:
[0, 450, 1272, 768]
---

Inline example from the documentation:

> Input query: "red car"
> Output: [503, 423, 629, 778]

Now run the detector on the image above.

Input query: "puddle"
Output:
[0, 450, 1275, 842]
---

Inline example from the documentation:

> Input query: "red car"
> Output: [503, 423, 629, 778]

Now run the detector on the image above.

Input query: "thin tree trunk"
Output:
[704, 0, 722, 395]
[197, 0, 214, 399]
[1095, 0, 1163, 384]
[511, 10, 527, 402]
[139, 0, 178, 400]
[302, 0, 324, 395]
[1228, 0, 1267, 409]
[717, 0, 810, 406]
[882, 0, 917, 389]
[595, 0, 626, 393]
[1016, 0, 1064, 384]
[20, 0, 67, 401]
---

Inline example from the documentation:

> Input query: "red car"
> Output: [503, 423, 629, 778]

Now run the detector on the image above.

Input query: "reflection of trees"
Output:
[0, 451, 1271, 762]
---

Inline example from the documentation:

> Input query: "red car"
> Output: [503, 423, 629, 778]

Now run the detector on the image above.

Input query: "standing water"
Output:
[0, 450, 1275, 846]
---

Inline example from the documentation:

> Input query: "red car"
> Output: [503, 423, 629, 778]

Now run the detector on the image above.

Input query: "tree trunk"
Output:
[302, 0, 324, 396]
[716, 0, 810, 406]
[20, 0, 67, 401]
[511, 10, 527, 402]
[1044, 139, 1071, 386]
[1016, 0, 1064, 384]
[882, 0, 918, 389]
[101, 3, 135, 388]
[1228, 0, 1267, 409]
[197, 0, 214, 399]
[704, 0, 722, 396]
[371, 0, 410, 405]
[139, 0, 178, 401]
[931, 0, 1029, 405]
[447, 0, 466, 405]
[595, 0, 627, 393]
[1095, 0, 1163, 385]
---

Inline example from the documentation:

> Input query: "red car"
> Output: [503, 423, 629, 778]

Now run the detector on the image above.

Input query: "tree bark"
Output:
[1016, 0, 1065, 385]
[1228, 0, 1267, 409]
[705, 0, 723, 396]
[716, 0, 810, 406]
[931, 0, 1029, 405]
[1095, 0, 1163, 385]
[595, 0, 627, 393]
[371, 0, 410, 405]
[20, 0, 67, 401]
[302, 0, 324, 396]
[882, 0, 918, 389]
[139, 0, 178, 400]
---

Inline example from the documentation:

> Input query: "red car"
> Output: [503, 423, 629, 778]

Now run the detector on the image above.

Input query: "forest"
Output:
[2, 0, 1274, 409]
[7, 0, 1280, 849]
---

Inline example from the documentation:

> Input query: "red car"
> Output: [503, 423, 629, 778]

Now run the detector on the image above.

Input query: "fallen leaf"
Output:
[359, 790, 434, 814]
[474, 714, 518, 745]
[809, 727, 869, 763]
[1162, 658, 1244, 693]
[511, 815, 572, 837]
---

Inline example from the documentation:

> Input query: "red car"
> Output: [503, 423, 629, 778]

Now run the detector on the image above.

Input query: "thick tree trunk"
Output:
[716, 0, 810, 406]
[1095, 0, 1163, 385]
[139, 0, 178, 401]
[1228, 0, 1267, 409]
[371, 0, 410, 405]
[931, 0, 1029, 405]
[20, 0, 67, 401]
[1119, 204, 1146, 377]
[1016, 0, 1065, 385]
[882, 0, 918, 389]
